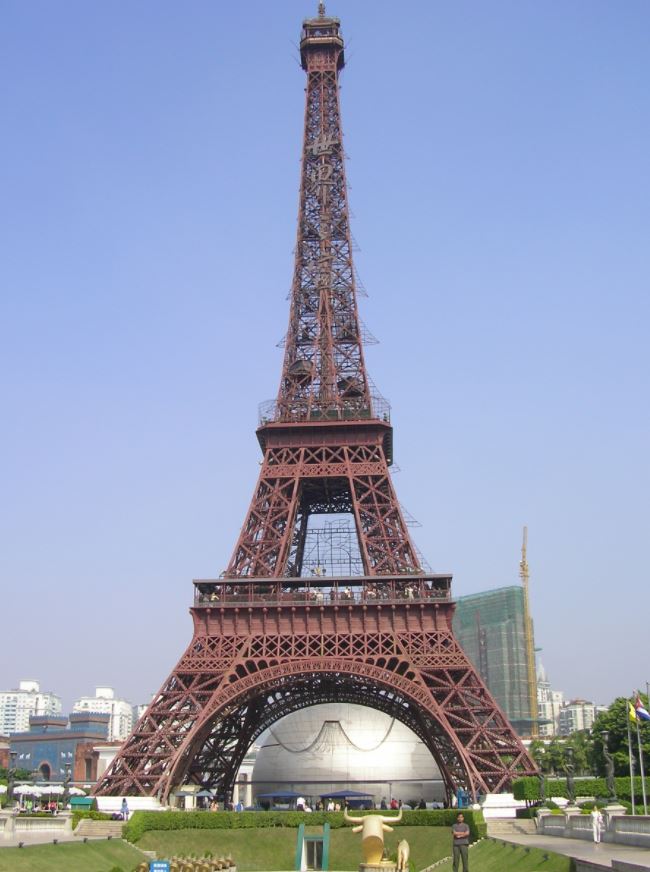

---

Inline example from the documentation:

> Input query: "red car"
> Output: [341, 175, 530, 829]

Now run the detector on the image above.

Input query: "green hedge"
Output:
[513, 776, 643, 802]
[71, 809, 114, 830]
[123, 808, 486, 844]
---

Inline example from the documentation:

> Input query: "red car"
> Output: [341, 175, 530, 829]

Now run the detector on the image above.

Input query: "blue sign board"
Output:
[150, 862, 170, 872]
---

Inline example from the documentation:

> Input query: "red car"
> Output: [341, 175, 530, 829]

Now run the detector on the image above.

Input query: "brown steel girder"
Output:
[94, 601, 536, 802]
[227, 427, 420, 578]
[277, 49, 372, 423]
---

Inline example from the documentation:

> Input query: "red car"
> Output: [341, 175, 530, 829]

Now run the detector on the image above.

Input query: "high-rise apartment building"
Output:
[72, 687, 133, 742]
[537, 662, 564, 736]
[0, 680, 62, 735]
[558, 699, 607, 735]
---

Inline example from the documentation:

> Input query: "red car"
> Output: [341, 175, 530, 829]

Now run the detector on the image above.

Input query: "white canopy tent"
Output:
[14, 784, 43, 796]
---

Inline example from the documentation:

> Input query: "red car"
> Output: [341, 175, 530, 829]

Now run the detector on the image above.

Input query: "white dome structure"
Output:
[251, 703, 443, 806]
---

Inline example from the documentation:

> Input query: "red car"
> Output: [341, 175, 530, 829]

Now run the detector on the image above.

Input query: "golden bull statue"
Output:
[344, 808, 402, 866]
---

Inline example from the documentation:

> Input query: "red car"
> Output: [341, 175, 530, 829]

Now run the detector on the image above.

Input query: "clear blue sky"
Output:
[1, 1, 648, 714]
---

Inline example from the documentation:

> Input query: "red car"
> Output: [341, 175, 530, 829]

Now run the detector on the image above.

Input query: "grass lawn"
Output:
[433, 838, 573, 872]
[138, 825, 452, 870]
[0, 838, 145, 872]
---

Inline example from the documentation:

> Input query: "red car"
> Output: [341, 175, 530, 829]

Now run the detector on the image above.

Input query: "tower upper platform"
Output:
[300, 6, 345, 71]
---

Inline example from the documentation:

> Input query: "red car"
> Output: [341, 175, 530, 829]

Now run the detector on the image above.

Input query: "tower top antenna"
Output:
[318, 2, 326, 16]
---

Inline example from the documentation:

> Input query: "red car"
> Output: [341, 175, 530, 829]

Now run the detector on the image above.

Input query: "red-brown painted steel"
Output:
[228, 424, 419, 578]
[95, 8, 537, 803]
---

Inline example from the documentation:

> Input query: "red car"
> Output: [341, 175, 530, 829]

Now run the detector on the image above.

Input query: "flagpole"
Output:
[627, 713, 636, 815]
[636, 698, 648, 815]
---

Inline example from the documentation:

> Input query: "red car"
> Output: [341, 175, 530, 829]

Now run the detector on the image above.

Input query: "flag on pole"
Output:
[630, 701, 639, 723]
[635, 696, 650, 722]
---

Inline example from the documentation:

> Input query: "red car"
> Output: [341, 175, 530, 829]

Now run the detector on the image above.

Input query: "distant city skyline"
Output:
[2, 1, 648, 713]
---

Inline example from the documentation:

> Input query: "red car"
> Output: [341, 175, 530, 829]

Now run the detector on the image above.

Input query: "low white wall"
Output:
[480, 793, 526, 819]
[609, 813, 650, 848]
[538, 809, 650, 849]
[94, 796, 163, 813]
[0, 810, 72, 840]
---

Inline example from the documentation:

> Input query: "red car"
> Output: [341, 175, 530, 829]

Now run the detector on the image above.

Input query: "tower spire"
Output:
[273, 8, 374, 424]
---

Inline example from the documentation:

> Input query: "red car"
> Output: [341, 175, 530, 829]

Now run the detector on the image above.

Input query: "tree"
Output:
[0, 766, 33, 782]
[530, 730, 592, 777]
[569, 729, 595, 775]
[534, 732, 594, 776]
[591, 694, 650, 777]
[528, 739, 546, 771]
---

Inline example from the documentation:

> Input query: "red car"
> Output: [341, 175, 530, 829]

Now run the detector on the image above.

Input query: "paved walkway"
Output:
[499, 832, 650, 869]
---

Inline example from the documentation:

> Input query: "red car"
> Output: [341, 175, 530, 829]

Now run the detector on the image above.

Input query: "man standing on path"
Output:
[452, 812, 470, 872]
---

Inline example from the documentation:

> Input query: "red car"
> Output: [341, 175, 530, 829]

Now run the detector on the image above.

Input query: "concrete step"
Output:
[75, 819, 125, 838]
[487, 818, 537, 836]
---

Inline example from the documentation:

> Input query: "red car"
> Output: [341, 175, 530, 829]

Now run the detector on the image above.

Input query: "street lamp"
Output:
[564, 746, 575, 804]
[62, 763, 72, 806]
[7, 751, 17, 806]
[601, 730, 617, 802]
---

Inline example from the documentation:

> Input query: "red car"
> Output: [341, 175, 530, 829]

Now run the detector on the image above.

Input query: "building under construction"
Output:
[452, 586, 534, 736]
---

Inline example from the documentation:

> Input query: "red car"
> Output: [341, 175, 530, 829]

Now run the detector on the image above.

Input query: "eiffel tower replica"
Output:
[96, 5, 536, 803]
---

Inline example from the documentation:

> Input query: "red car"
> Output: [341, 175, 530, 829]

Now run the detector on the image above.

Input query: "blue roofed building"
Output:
[10, 712, 115, 784]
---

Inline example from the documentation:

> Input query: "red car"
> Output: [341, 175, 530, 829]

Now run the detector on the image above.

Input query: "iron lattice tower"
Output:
[96, 7, 536, 803]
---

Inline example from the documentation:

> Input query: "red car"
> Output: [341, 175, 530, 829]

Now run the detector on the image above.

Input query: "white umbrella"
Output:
[44, 785, 64, 795]
[0, 785, 7, 794]
[68, 787, 87, 796]
[14, 784, 42, 796]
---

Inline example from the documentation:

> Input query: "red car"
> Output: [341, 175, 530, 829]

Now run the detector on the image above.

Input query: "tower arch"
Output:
[161, 659, 476, 804]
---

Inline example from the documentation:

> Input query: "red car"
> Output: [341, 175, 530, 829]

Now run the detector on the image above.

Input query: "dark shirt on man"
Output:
[452, 821, 470, 844]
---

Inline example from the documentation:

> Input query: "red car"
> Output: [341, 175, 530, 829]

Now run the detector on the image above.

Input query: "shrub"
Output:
[513, 777, 542, 802]
[72, 809, 114, 830]
[618, 800, 649, 815]
[123, 808, 486, 844]
[513, 775, 644, 802]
